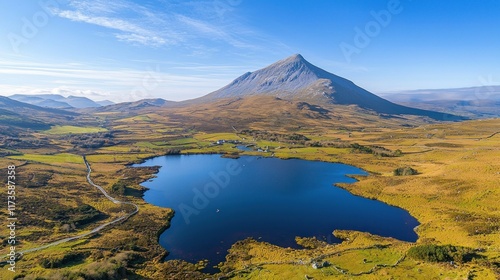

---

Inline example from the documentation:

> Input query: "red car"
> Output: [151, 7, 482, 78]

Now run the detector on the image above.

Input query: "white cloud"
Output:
[0, 60, 235, 102]
[52, 9, 171, 47]
[115, 33, 166, 46]
[175, 14, 252, 49]
[49, 0, 288, 53]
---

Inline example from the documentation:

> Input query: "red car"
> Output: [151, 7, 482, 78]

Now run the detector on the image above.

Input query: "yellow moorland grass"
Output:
[224, 231, 496, 279]
[194, 132, 242, 141]
[85, 153, 155, 164]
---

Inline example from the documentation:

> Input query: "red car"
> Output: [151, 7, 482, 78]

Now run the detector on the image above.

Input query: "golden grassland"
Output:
[224, 231, 497, 279]
[0, 102, 498, 279]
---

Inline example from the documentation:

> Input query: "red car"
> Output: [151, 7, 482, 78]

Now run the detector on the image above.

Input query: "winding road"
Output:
[3, 156, 139, 257]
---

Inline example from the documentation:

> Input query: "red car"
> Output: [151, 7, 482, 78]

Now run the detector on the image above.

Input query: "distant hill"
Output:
[88, 98, 172, 115]
[386, 99, 500, 119]
[9, 94, 114, 109]
[380, 87, 500, 118]
[0, 96, 77, 130]
[380, 86, 500, 102]
[96, 100, 115, 106]
[36, 99, 73, 108]
[200, 54, 464, 121]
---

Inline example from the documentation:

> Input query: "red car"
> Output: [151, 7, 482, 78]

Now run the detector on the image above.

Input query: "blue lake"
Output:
[135, 154, 419, 269]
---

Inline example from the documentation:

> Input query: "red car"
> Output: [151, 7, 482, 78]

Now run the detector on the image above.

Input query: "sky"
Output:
[1, 0, 499, 102]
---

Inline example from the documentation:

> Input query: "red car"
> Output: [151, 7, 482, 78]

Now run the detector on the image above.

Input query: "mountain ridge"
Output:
[9, 94, 114, 109]
[380, 86, 500, 102]
[203, 54, 356, 100]
[85, 98, 172, 114]
[0, 96, 77, 130]
[200, 54, 464, 121]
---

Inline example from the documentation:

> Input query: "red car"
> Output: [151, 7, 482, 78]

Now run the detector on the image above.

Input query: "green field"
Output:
[9, 153, 84, 164]
[44, 125, 108, 134]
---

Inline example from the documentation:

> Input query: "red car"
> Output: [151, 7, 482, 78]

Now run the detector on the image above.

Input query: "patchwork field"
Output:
[44, 126, 108, 135]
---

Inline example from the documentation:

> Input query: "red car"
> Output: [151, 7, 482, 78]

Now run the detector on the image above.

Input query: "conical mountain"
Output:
[202, 54, 463, 121]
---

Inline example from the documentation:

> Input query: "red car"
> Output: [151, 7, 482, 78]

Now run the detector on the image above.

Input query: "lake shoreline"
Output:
[134, 153, 419, 270]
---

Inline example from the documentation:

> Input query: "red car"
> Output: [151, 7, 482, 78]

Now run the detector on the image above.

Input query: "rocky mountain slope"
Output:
[201, 54, 464, 121]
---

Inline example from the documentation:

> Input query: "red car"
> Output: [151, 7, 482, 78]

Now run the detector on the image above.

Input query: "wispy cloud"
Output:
[176, 14, 250, 49]
[49, 0, 286, 53]
[51, 0, 177, 47]
[0, 60, 236, 102]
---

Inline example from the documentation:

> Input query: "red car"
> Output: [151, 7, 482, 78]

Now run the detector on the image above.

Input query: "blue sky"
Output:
[1, 0, 499, 102]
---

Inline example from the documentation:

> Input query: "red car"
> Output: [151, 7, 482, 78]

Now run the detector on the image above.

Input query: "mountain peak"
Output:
[270, 53, 310, 70]
[203, 54, 344, 100]
[268, 53, 315, 74]
[284, 53, 305, 62]
[200, 55, 464, 121]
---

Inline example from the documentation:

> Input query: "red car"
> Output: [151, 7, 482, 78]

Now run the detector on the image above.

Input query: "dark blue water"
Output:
[135, 154, 418, 269]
